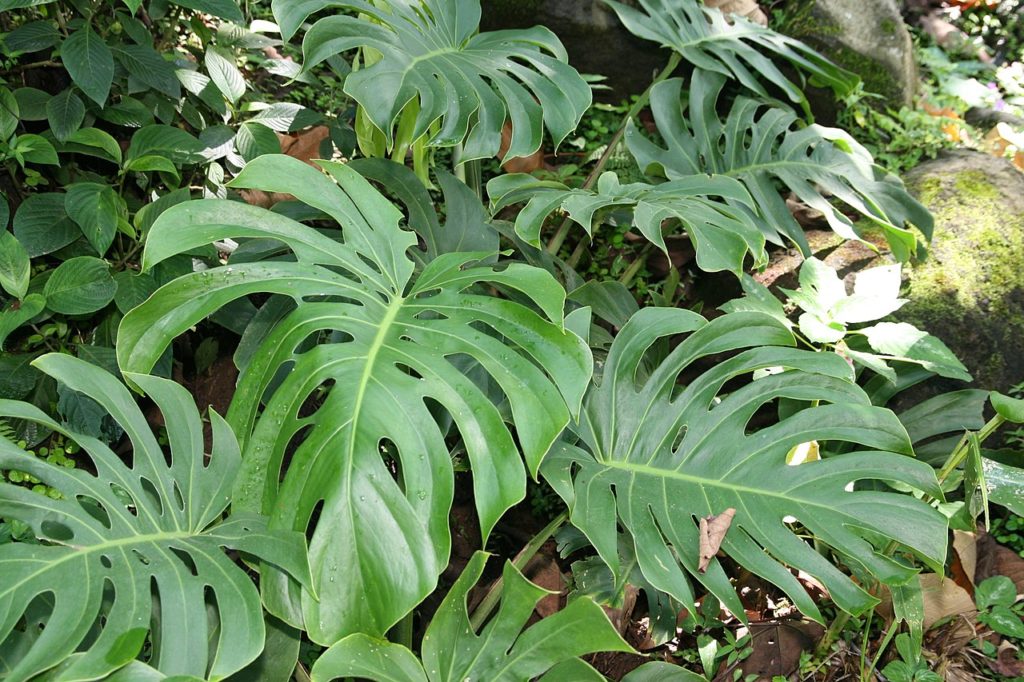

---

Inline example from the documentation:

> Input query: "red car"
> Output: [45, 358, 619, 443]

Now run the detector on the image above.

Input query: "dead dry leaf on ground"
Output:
[706, 0, 768, 25]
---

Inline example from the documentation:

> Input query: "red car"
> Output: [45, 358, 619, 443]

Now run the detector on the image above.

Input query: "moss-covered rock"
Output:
[900, 150, 1024, 393]
[776, 0, 916, 113]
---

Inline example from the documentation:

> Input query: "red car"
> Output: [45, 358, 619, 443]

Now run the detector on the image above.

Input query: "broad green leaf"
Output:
[46, 88, 86, 142]
[488, 170, 764, 274]
[170, 0, 244, 23]
[861, 322, 971, 382]
[626, 73, 933, 260]
[981, 606, 1024, 639]
[977, 575, 1019, 611]
[0, 353, 37, 398]
[555, 308, 947, 621]
[116, 154, 592, 643]
[248, 102, 317, 132]
[0, 294, 44, 350]
[3, 20, 59, 53]
[719, 275, 791, 328]
[113, 44, 181, 99]
[205, 46, 246, 104]
[285, 0, 591, 160]
[621, 662, 706, 681]
[100, 96, 155, 128]
[991, 391, 1024, 424]
[604, 0, 857, 110]
[12, 134, 58, 165]
[235, 121, 281, 162]
[0, 354, 310, 681]
[113, 271, 158, 314]
[12, 88, 49, 121]
[229, 615, 301, 682]
[0, 193, 8, 229]
[0, 231, 30, 299]
[125, 125, 206, 165]
[125, 154, 181, 178]
[311, 551, 630, 682]
[65, 183, 124, 254]
[61, 27, 114, 106]
[12, 193, 78, 257]
[42, 256, 117, 314]
[0, 88, 17, 141]
[64, 127, 123, 164]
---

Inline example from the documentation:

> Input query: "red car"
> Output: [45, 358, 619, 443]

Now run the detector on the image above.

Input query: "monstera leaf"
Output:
[488, 169, 767, 274]
[626, 73, 934, 261]
[0, 354, 310, 681]
[310, 551, 630, 682]
[544, 308, 947, 622]
[604, 0, 858, 111]
[277, 0, 591, 161]
[116, 155, 592, 644]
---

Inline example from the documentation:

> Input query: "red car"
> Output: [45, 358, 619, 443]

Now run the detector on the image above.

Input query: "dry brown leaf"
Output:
[919, 573, 976, 630]
[523, 554, 565, 618]
[976, 530, 1024, 592]
[497, 121, 546, 174]
[737, 620, 824, 680]
[705, 0, 768, 25]
[990, 641, 1024, 677]
[698, 508, 736, 573]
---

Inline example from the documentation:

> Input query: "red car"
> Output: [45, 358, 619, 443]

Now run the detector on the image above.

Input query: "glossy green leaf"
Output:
[65, 183, 124, 255]
[621, 662, 706, 681]
[488, 170, 764, 274]
[861, 322, 971, 382]
[43, 256, 117, 314]
[235, 121, 281, 162]
[311, 551, 630, 682]
[0, 294, 44, 350]
[116, 154, 592, 643]
[125, 125, 206, 165]
[626, 73, 933, 260]
[64, 127, 123, 164]
[991, 391, 1024, 424]
[976, 575, 1018, 610]
[12, 193, 78, 257]
[0, 231, 30, 299]
[0, 354, 310, 681]
[61, 27, 114, 106]
[12, 133, 58, 165]
[555, 308, 947, 621]
[205, 45, 246, 104]
[604, 0, 857, 110]
[984, 458, 1024, 515]
[283, 0, 591, 160]
[113, 44, 181, 99]
[45, 88, 85, 142]
[113, 271, 158, 314]
[170, 0, 244, 23]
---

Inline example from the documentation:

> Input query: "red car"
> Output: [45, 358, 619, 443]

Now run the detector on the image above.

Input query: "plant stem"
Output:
[468, 510, 568, 631]
[545, 52, 681, 256]
[391, 610, 414, 649]
[619, 243, 653, 288]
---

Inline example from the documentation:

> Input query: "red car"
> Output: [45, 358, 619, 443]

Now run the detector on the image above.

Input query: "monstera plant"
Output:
[0, 354, 310, 681]
[116, 154, 592, 644]
[543, 307, 948, 621]
[274, 0, 592, 162]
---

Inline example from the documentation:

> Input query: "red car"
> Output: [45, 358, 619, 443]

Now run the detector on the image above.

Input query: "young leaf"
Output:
[12, 133, 58, 165]
[861, 322, 971, 382]
[0, 354, 310, 680]
[46, 88, 86, 142]
[311, 552, 630, 681]
[283, 0, 591, 160]
[555, 308, 947, 621]
[116, 154, 592, 644]
[0, 231, 30, 299]
[43, 256, 117, 314]
[61, 27, 115, 106]
[65, 183, 123, 254]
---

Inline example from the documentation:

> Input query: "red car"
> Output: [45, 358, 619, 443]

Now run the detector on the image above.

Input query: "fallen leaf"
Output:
[706, 0, 768, 25]
[738, 620, 824, 680]
[976, 530, 1024, 593]
[699, 508, 736, 573]
[919, 573, 976, 630]
[498, 121, 546, 174]
[989, 641, 1024, 677]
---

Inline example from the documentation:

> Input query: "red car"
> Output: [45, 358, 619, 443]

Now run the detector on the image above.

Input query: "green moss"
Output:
[881, 18, 898, 35]
[901, 168, 1024, 389]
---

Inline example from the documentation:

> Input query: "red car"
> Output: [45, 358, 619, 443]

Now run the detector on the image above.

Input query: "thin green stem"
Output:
[619, 243, 653, 288]
[468, 510, 568, 631]
[391, 610, 414, 649]
[545, 52, 682, 256]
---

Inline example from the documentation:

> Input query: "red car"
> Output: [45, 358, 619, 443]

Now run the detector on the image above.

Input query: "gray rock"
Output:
[899, 150, 1024, 393]
[480, 0, 669, 100]
[778, 0, 917, 110]
[965, 106, 1024, 131]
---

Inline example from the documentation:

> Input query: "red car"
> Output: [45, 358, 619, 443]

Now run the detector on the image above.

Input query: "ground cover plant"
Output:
[1, 0, 1023, 679]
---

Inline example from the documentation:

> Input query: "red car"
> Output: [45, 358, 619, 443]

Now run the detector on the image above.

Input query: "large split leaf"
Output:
[310, 551, 630, 682]
[604, 0, 858, 111]
[0, 354, 310, 681]
[545, 308, 947, 622]
[116, 154, 592, 644]
[488, 169, 766, 274]
[626, 73, 934, 260]
[278, 0, 591, 160]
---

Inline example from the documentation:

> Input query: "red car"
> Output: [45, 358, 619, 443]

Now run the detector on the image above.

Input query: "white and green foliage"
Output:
[603, 0, 859, 112]
[275, 0, 592, 161]
[544, 308, 947, 622]
[115, 154, 592, 644]
[310, 551, 630, 682]
[626, 74, 934, 262]
[0, 354, 310, 681]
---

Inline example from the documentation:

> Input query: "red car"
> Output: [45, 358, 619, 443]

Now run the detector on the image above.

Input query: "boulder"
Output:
[900, 150, 1024, 393]
[778, 0, 917, 110]
[480, 0, 668, 100]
